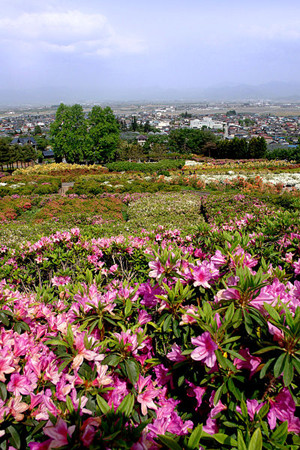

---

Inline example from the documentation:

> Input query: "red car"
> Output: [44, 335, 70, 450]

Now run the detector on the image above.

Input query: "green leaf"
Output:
[45, 339, 69, 347]
[283, 356, 293, 386]
[240, 399, 248, 418]
[96, 395, 110, 414]
[273, 353, 286, 378]
[0, 383, 7, 402]
[66, 395, 74, 414]
[260, 358, 275, 378]
[31, 420, 47, 436]
[86, 269, 93, 285]
[0, 312, 10, 326]
[257, 401, 269, 419]
[225, 348, 246, 361]
[213, 383, 224, 405]
[102, 354, 121, 367]
[163, 314, 172, 332]
[248, 428, 262, 450]
[117, 393, 135, 417]
[211, 433, 237, 446]
[227, 378, 241, 400]
[292, 357, 300, 374]
[58, 358, 72, 373]
[125, 298, 132, 317]
[237, 430, 247, 450]
[157, 435, 182, 450]
[187, 424, 203, 449]
[224, 302, 235, 323]
[125, 359, 139, 385]
[263, 303, 280, 321]
[8, 426, 21, 450]
[216, 349, 228, 370]
[271, 421, 288, 443]
[66, 323, 74, 347]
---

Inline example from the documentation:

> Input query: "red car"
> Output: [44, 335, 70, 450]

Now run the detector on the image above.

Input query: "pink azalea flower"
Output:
[93, 363, 113, 387]
[149, 259, 164, 278]
[246, 399, 265, 421]
[7, 396, 29, 421]
[233, 348, 261, 377]
[7, 373, 34, 396]
[210, 250, 227, 268]
[186, 381, 206, 410]
[167, 343, 186, 362]
[153, 364, 172, 386]
[80, 418, 101, 447]
[0, 353, 15, 382]
[268, 388, 300, 433]
[179, 305, 198, 325]
[191, 263, 212, 289]
[293, 258, 300, 275]
[28, 441, 52, 450]
[136, 375, 158, 416]
[138, 310, 152, 325]
[51, 276, 71, 287]
[105, 376, 128, 408]
[43, 418, 75, 448]
[203, 417, 218, 435]
[191, 332, 218, 368]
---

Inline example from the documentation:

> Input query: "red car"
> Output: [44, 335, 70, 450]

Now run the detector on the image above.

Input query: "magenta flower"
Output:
[136, 375, 158, 416]
[51, 276, 71, 286]
[233, 348, 261, 378]
[149, 259, 164, 278]
[191, 263, 212, 289]
[268, 388, 300, 433]
[293, 258, 300, 275]
[0, 353, 15, 381]
[167, 343, 186, 362]
[43, 418, 75, 448]
[191, 332, 218, 368]
[186, 381, 206, 410]
[246, 399, 265, 421]
[7, 373, 34, 396]
[7, 396, 29, 421]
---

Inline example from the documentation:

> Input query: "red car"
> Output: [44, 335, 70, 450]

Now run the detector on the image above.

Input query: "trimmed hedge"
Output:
[105, 159, 185, 173]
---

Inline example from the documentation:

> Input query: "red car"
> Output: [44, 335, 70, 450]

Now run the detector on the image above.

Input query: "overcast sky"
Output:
[1, 0, 300, 104]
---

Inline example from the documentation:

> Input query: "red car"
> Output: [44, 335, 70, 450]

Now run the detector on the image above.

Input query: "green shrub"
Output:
[106, 159, 185, 173]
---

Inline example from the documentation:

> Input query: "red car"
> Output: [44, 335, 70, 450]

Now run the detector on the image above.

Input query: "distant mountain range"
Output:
[0, 81, 300, 106]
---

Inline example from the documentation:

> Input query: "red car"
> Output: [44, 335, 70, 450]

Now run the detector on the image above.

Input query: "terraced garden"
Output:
[0, 161, 299, 449]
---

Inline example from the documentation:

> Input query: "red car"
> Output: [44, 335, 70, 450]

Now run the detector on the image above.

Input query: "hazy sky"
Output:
[1, 0, 300, 104]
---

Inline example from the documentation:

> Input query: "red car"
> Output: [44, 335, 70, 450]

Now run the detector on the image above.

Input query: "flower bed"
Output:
[0, 196, 299, 448]
[0, 176, 61, 197]
[13, 163, 108, 180]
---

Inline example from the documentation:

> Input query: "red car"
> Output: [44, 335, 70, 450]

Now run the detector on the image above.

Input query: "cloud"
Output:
[0, 10, 145, 57]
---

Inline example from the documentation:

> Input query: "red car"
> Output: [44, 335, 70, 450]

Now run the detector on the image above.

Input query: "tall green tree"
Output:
[50, 103, 90, 163]
[168, 129, 216, 154]
[0, 138, 9, 170]
[248, 137, 267, 159]
[88, 106, 119, 163]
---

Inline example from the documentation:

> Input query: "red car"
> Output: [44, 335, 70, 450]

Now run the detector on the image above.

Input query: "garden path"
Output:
[58, 182, 74, 195]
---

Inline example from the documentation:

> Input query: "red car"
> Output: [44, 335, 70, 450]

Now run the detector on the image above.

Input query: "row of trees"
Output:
[266, 145, 300, 163]
[207, 137, 267, 159]
[0, 138, 38, 171]
[50, 104, 119, 163]
[48, 103, 293, 163]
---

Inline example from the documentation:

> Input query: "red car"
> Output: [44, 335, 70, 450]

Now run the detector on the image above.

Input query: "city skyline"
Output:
[1, 0, 300, 105]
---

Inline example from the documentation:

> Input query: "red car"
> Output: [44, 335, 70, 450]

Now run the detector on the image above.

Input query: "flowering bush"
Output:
[0, 176, 61, 197]
[13, 163, 108, 180]
[0, 202, 299, 449]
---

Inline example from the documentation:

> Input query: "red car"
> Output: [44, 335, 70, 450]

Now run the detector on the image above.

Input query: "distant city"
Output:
[1, 101, 300, 150]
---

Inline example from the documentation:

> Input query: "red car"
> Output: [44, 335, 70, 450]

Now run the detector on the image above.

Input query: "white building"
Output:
[190, 117, 224, 130]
